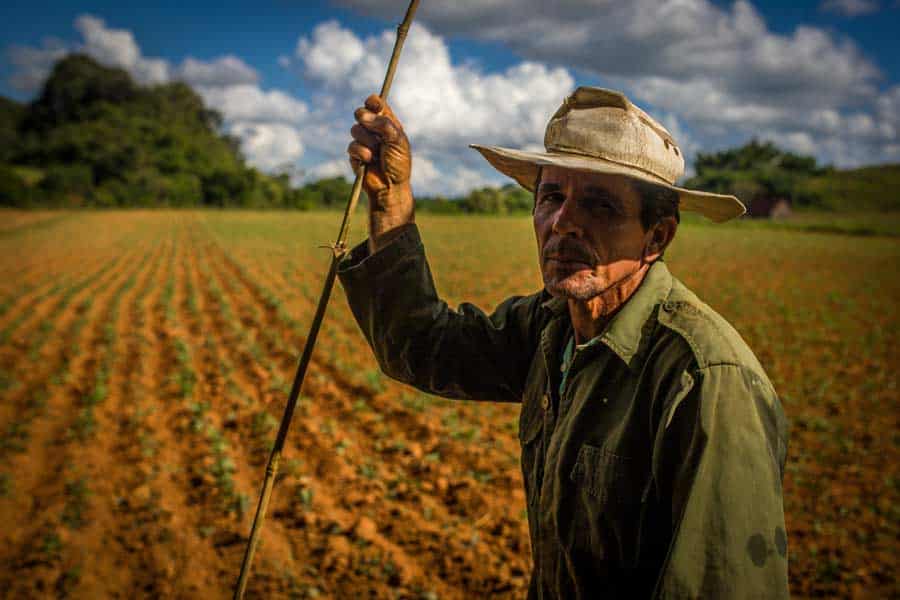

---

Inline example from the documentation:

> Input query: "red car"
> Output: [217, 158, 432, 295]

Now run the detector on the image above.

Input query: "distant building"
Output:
[748, 196, 793, 219]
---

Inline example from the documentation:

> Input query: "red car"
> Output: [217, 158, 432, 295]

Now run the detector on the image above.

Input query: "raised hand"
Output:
[348, 94, 415, 252]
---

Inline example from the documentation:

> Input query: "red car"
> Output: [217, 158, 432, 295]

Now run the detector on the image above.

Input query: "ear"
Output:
[643, 216, 677, 262]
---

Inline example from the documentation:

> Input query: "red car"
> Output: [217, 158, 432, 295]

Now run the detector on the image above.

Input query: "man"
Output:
[339, 87, 789, 599]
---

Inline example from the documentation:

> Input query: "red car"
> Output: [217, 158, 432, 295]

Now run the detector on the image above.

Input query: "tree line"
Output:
[1, 53, 896, 213]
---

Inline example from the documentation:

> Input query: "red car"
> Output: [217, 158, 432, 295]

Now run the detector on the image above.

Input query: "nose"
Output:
[551, 196, 584, 238]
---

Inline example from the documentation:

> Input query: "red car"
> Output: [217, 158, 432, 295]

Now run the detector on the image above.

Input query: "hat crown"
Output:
[544, 87, 685, 185]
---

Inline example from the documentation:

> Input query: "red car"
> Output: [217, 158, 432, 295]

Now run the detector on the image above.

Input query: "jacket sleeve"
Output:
[653, 363, 790, 599]
[336, 223, 544, 402]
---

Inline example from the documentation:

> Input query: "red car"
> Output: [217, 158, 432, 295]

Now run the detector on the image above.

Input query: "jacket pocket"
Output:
[569, 444, 632, 505]
[569, 443, 647, 568]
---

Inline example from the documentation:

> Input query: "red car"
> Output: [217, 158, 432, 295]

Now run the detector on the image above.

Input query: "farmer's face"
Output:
[533, 166, 652, 301]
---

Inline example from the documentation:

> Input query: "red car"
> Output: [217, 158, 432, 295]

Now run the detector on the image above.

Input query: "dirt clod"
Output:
[353, 516, 378, 542]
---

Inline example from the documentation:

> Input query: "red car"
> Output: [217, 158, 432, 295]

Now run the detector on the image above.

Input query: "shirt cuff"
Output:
[337, 222, 423, 277]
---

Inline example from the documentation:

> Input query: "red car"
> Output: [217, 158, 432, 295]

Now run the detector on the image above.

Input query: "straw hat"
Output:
[470, 87, 745, 222]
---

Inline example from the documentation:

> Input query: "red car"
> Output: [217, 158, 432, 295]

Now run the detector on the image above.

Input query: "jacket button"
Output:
[541, 393, 550, 410]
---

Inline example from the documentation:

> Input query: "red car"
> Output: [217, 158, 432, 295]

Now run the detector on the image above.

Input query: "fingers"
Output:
[349, 94, 407, 179]
[369, 95, 401, 123]
[350, 123, 379, 149]
[354, 100, 403, 141]
[354, 109, 402, 142]
[365, 94, 383, 113]
[347, 141, 373, 165]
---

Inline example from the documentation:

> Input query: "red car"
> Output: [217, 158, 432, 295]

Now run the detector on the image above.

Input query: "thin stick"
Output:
[232, 1, 420, 597]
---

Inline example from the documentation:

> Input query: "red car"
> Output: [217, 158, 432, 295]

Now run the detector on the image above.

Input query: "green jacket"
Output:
[338, 224, 790, 599]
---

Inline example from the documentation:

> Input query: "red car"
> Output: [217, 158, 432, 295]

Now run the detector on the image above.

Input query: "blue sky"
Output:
[2, 0, 898, 194]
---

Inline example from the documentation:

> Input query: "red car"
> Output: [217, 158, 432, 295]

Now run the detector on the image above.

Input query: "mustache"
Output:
[542, 238, 598, 265]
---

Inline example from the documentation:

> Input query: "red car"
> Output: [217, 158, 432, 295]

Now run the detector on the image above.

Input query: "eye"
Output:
[582, 197, 619, 218]
[539, 191, 564, 205]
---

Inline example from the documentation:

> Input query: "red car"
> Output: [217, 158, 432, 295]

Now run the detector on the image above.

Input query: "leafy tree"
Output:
[22, 53, 137, 132]
[0, 165, 31, 207]
[3, 53, 291, 208]
[686, 140, 830, 210]
[0, 97, 24, 163]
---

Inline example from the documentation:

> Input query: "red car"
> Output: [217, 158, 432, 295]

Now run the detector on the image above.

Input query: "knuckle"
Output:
[351, 124, 373, 142]
[366, 94, 382, 109]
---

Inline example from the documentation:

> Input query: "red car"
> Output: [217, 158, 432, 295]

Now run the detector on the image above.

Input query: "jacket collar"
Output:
[540, 260, 673, 370]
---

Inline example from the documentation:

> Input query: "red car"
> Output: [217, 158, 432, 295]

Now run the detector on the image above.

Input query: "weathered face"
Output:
[533, 166, 654, 301]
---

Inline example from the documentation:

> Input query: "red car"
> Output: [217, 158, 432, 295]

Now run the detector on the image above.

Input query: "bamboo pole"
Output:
[232, 1, 420, 597]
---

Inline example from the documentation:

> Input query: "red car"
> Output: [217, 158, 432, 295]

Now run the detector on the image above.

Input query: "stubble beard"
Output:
[544, 271, 608, 302]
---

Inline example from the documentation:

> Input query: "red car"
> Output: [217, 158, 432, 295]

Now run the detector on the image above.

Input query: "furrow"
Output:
[182, 224, 325, 597]
[0, 248, 129, 370]
[201, 238, 530, 597]
[38, 235, 168, 597]
[0, 235, 158, 597]
[126, 223, 235, 597]
[210, 241, 524, 503]
[194, 234, 470, 598]
[0, 246, 148, 458]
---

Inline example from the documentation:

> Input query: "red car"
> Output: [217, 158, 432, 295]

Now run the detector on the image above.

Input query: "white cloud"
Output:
[74, 15, 169, 84]
[228, 122, 304, 171]
[294, 20, 366, 85]
[286, 20, 573, 195]
[291, 21, 573, 151]
[819, 0, 881, 17]
[176, 55, 258, 87]
[6, 14, 309, 173]
[304, 157, 354, 182]
[338, 0, 898, 168]
[196, 84, 307, 125]
[411, 154, 500, 197]
[6, 37, 68, 92]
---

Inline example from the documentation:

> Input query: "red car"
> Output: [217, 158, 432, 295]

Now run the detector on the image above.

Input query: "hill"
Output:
[0, 54, 304, 208]
[797, 164, 900, 212]
[684, 140, 899, 214]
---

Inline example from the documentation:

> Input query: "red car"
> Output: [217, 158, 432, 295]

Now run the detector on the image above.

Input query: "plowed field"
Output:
[0, 210, 897, 599]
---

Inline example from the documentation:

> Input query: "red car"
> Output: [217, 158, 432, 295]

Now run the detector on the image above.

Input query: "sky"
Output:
[1, 0, 898, 196]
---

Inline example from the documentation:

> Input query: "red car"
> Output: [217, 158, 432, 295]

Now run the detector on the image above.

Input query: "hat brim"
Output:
[470, 144, 746, 223]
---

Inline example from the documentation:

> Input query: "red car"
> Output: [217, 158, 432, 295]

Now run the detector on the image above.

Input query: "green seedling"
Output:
[62, 477, 91, 529]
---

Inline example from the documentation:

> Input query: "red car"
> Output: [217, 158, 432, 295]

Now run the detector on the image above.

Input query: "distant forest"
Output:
[1, 54, 897, 213]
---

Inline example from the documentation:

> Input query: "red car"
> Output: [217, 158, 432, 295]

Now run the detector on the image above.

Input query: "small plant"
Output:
[62, 477, 91, 529]
[1, 421, 29, 454]
[470, 470, 493, 484]
[189, 401, 210, 432]
[277, 458, 303, 481]
[296, 486, 314, 508]
[68, 408, 97, 440]
[173, 339, 196, 399]
[251, 410, 278, 438]
[40, 531, 63, 561]
[55, 565, 82, 596]
[364, 369, 386, 393]
[139, 432, 158, 458]
[0, 370, 15, 393]
[402, 394, 428, 413]
[358, 462, 377, 479]
[28, 389, 49, 412]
